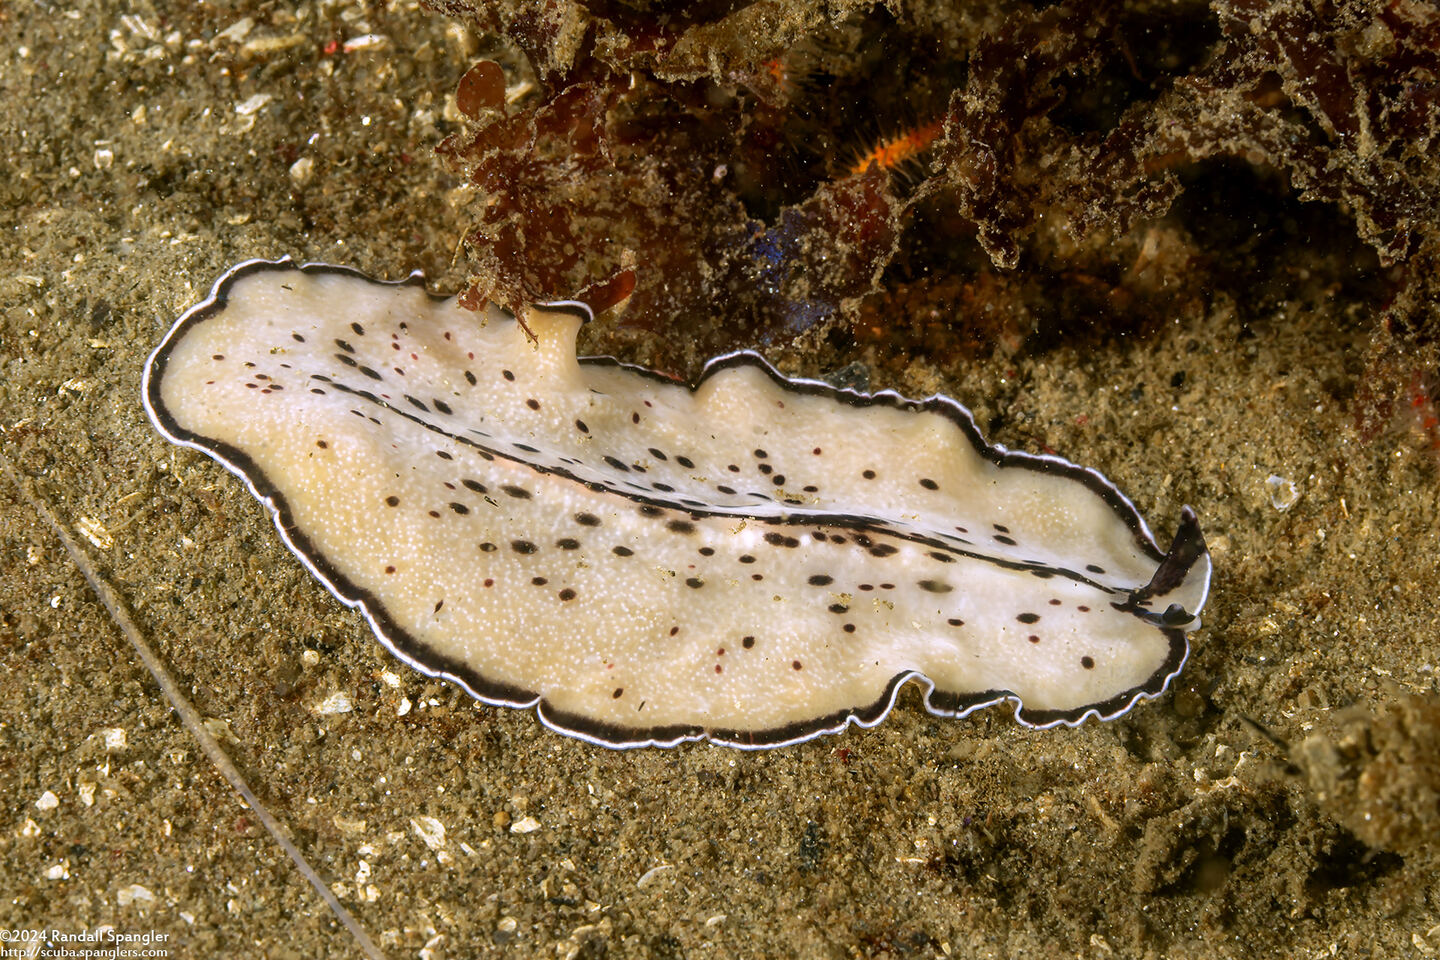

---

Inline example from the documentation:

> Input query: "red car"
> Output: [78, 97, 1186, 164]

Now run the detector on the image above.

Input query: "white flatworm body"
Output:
[143, 259, 1211, 748]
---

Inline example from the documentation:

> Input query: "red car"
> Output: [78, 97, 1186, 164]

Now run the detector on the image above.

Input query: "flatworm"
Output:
[142, 259, 1211, 749]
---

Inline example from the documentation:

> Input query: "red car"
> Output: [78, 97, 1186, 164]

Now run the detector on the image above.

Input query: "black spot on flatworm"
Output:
[407, 395, 429, 412]
[434, 399, 452, 415]
[335, 339, 356, 353]
[359, 366, 382, 381]
[1081, 656, 1095, 669]
[685, 577, 705, 589]
[918, 580, 953, 594]
[464, 370, 477, 385]
[995, 535, 1017, 546]
[948, 618, 964, 626]
[462, 479, 487, 493]
[502, 369, 515, 381]
[862, 469, 876, 479]
[1017, 612, 1040, 624]
[559, 588, 576, 601]
[928, 551, 955, 563]
[480, 542, 497, 552]
[868, 544, 898, 558]
[526, 398, 541, 410]
[449, 502, 469, 515]
[753, 449, 768, 459]
[738, 555, 756, 564]
[436, 450, 454, 461]
[576, 513, 601, 526]
[742, 636, 755, 649]
[511, 540, 537, 554]
[648, 448, 667, 460]
[667, 520, 696, 535]
[612, 545, 633, 556]
[1086, 564, 1106, 574]
[350, 322, 364, 336]
[828, 603, 848, 614]
[385, 496, 400, 507]
[502, 485, 532, 499]
[531, 576, 547, 586]
[716, 485, 736, 495]
[920, 478, 939, 490]
[575, 419, 590, 433]
[698, 547, 715, 556]
[556, 538, 580, 550]
[638, 505, 661, 517]
[808, 575, 834, 586]
[604, 456, 631, 472]
[993, 524, 1010, 533]
[675, 456, 695, 469]
[613, 688, 624, 698]
[335, 353, 358, 367]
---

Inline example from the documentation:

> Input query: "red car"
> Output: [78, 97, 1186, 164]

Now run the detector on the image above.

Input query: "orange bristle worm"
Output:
[846, 117, 945, 178]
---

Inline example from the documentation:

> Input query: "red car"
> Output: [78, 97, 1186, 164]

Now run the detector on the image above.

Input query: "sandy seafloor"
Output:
[2, 2, 1438, 958]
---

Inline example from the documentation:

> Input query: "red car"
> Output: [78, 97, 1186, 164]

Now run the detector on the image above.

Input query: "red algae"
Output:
[429, 0, 1439, 365]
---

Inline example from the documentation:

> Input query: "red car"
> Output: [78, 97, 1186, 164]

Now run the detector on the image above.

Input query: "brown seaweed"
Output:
[430, 0, 1439, 358]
